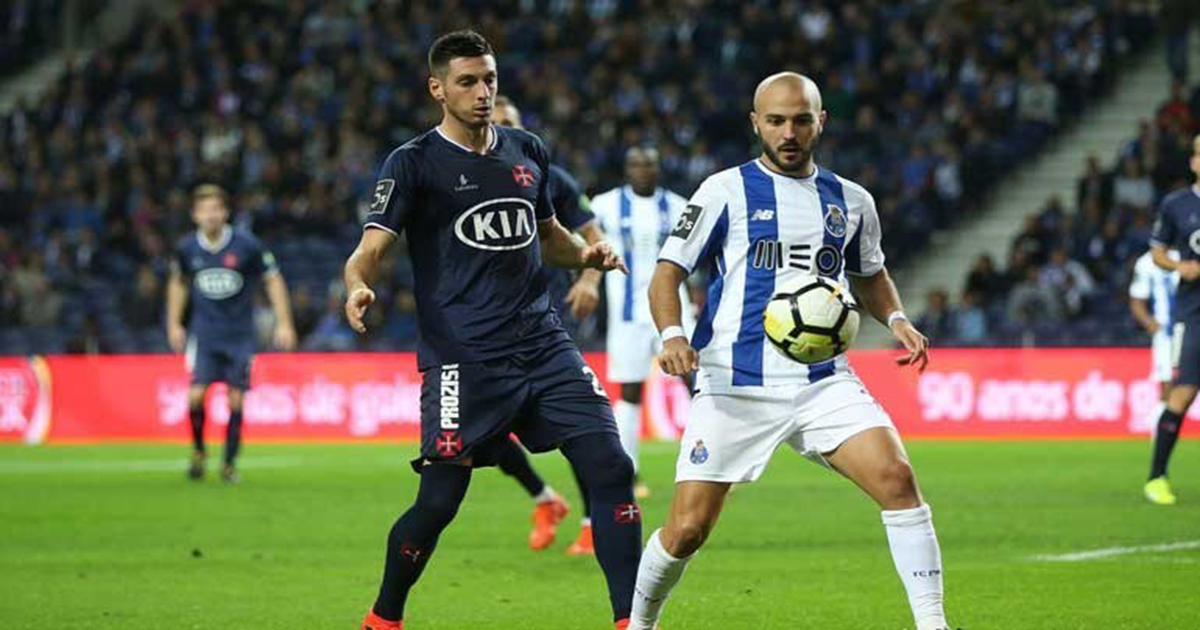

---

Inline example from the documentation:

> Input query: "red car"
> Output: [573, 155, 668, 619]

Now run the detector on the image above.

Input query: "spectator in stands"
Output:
[1076, 154, 1113, 211]
[954, 290, 990, 345]
[1039, 247, 1096, 318]
[1017, 65, 1059, 140]
[1113, 155, 1155, 211]
[1007, 265, 1064, 326]
[122, 264, 164, 329]
[916, 289, 956, 345]
[11, 254, 63, 328]
[964, 254, 1005, 306]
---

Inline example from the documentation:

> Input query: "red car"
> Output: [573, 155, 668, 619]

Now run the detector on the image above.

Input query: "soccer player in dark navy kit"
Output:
[343, 32, 645, 630]
[1145, 133, 1200, 505]
[167, 184, 297, 483]
[488, 94, 611, 554]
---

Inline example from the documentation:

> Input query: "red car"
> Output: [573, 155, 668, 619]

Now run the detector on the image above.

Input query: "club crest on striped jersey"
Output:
[824, 204, 847, 238]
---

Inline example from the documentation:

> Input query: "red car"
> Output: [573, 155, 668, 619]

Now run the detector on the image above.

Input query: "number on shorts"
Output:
[581, 366, 606, 397]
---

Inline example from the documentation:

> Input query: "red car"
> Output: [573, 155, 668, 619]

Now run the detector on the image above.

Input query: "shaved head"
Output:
[750, 72, 825, 175]
[753, 72, 822, 114]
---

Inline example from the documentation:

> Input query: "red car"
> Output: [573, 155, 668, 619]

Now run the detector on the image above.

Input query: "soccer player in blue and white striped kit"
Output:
[628, 73, 952, 630]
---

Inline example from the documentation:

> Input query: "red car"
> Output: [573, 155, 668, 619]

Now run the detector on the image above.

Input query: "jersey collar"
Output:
[753, 158, 818, 182]
[197, 225, 232, 254]
[435, 124, 498, 154]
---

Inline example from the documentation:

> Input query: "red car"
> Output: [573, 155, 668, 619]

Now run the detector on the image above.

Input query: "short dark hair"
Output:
[192, 183, 229, 206]
[428, 30, 494, 77]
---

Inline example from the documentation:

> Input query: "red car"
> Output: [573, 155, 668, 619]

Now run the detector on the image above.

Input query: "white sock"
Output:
[534, 486, 557, 503]
[882, 504, 947, 630]
[615, 400, 641, 472]
[580, 517, 592, 528]
[629, 529, 693, 629]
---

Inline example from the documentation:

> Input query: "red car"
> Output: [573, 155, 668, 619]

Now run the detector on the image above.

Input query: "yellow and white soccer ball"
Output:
[762, 275, 860, 364]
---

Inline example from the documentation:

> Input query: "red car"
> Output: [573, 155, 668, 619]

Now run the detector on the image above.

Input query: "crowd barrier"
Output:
[0, 349, 1193, 444]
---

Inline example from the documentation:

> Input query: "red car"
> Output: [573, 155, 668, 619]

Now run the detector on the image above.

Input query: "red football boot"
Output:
[566, 523, 594, 556]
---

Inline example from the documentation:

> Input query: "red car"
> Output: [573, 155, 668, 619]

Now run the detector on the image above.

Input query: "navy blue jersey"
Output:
[173, 227, 278, 346]
[1150, 186, 1200, 320]
[544, 164, 595, 322]
[363, 125, 568, 369]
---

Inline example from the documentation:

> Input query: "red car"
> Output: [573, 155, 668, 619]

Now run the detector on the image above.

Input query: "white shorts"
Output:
[1153, 332, 1173, 382]
[607, 320, 660, 383]
[675, 372, 895, 483]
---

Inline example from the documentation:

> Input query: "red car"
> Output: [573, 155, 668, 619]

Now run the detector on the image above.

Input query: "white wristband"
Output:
[660, 325, 686, 343]
[887, 311, 909, 328]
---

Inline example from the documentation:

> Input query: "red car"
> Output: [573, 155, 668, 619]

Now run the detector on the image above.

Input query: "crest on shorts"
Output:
[689, 439, 709, 465]
[435, 430, 463, 458]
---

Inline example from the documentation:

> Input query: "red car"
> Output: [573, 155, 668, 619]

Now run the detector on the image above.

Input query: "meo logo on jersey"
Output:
[368, 179, 395, 215]
[454, 198, 537, 251]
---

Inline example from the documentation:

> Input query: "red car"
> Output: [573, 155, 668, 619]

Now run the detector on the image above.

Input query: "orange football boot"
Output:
[361, 610, 402, 630]
[566, 523, 594, 556]
[529, 496, 569, 550]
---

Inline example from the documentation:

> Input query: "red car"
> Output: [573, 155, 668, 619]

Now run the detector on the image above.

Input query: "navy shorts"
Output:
[415, 338, 617, 471]
[187, 338, 254, 390]
[1173, 321, 1200, 386]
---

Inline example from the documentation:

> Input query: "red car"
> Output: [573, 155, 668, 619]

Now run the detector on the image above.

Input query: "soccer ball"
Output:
[762, 275, 860, 364]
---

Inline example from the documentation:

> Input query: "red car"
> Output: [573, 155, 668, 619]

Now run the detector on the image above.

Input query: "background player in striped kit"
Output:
[490, 95, 609, 554]
[627, 73, 951, 630]
[1128, 248, 1179, 440]
[590, 147, 693, 500]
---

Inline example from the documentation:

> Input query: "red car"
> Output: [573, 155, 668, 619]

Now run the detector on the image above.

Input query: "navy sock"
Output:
[562, 432, 641, 621]
[373, 464, 472, 622]
[189, 406, 205, 453]
[224, 409, 243, 466]
[495, 438, 546, 498]
[1150, 409, 1185, 480]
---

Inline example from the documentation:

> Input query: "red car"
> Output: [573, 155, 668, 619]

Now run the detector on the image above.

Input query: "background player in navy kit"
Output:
[1145, 133, 1200, 505]
[342, 32, 643, 630]
[489, 95, 609, 554]
[166, 184, 297, 483]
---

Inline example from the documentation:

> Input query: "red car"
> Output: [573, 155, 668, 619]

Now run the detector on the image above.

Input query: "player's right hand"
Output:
[345, 287, 376, 333]
[168, 323, 187, 353]
[658, 337, 699, 376]
[1179, 260, 1200, 281]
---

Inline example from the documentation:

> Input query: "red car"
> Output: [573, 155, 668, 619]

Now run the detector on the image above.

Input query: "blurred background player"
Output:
[628, 73, 949, 630]
[1145, 132, 1200, 505]
[1128, 248, 1180, 433]
[344, 31, 641, 630]
[489, 94, 608, 554]
[166, 184, 297, 483]
[591, 147, 693, 500]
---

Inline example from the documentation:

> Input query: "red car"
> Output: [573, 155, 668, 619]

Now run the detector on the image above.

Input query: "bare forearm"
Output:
[1130, 299, 1156, 332]
[344, 247, 382, 294]
[576, 222, 604, 285]
[851, 268, 904, 326]
[166, 277, 188, 327]
[540, 222, 587, 269]
[266, 275, 294, 328]
[649, 262, 687, 331]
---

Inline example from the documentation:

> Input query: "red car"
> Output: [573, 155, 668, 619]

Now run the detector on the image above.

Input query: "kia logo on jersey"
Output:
[512, 164, 536, 187]
[453, 198, 537, 251]
[194, 268, 244, 299]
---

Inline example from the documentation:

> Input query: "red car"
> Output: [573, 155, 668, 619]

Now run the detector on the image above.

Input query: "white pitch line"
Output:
[1031, 540, 1200, 562]
[0, 456, 301, 474]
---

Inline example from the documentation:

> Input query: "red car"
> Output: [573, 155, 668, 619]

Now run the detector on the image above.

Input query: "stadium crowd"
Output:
[919, 80, 1200, 346]
[0, 0, 1163, 353]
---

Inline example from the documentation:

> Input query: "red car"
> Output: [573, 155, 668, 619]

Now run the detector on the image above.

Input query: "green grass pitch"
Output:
[1, 439, 1198, 629]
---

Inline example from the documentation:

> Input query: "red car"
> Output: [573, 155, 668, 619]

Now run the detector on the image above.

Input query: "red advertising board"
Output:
[2, 349, 1193, 444]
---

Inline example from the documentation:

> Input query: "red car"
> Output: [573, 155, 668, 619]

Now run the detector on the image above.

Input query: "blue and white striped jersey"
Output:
[592, 186, 689, 326]
[1129, 250, 1179, 340]
[657, 159, 885, 391]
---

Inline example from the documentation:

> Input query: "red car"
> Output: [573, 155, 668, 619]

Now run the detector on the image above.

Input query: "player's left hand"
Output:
[581, 241, 628, 274]
[565, 277, 600, 319]
[892, 320, 929, 372]
[274, 324, 298, 351]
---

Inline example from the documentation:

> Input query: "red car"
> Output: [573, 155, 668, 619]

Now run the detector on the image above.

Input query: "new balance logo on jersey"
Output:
[453, 198, 537, 251]
[439, 364, 460, 430]
[751, 208, 775, 221]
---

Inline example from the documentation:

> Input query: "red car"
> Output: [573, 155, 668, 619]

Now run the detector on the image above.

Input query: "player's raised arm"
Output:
[343, 228, 396, 333]
[537, 217, 627, 273]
